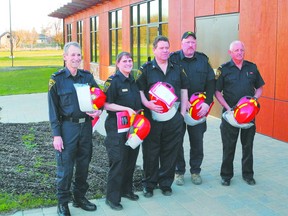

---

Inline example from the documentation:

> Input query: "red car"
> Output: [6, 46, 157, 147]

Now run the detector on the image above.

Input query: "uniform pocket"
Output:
[58, 89, 73, 107]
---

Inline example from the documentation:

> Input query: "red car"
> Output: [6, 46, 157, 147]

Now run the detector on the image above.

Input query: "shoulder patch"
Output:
[135, 69, 142, 80]
[48, 78, 56, 91]
[103, 75, 114, 92]
[215, 67, 222, 80]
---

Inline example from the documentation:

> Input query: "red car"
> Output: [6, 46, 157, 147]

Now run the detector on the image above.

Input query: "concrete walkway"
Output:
[0, 93, 287, 216]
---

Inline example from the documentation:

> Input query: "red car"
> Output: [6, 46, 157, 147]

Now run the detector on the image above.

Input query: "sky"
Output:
[0, 0, 71, 34]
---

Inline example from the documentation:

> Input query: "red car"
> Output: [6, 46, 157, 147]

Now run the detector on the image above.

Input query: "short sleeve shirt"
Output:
[216, 60, 265, 107]
[104, 71, 142, 115]
[170, 50, 215, 96]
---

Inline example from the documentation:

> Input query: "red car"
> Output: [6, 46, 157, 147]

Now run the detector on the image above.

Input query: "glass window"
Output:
[132, 5, 138, 26]
[139, 3, 147, 25]
[90, 16, 99, 63]
[66, 24, 72, 42]
[149, 0, 158, 23]
[109, 10, 123, 65]
[131, 0, 169, 69]
[161, 0, 168, 22]
[77, 20, 83, 56]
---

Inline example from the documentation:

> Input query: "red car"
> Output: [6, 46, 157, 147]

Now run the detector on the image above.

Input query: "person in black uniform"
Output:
[103, 52, 142, 211]
[215, 40, 265, 186]
[170, 31, 215, 186]
[48, 42, 102, 216]
[136, 35, 189, 197]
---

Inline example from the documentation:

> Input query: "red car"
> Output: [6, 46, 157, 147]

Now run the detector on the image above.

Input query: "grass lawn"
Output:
[0, 49, 64, 96]
[0, 50, 63, 213]
[0, 67, 62, 96]
[0, 50, 63, 67]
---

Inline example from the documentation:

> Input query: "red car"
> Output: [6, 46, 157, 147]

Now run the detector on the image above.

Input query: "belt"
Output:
[61, 116, 91, 123]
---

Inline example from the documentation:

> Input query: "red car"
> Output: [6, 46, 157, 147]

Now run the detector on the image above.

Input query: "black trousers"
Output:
[56, 120, 93, 204]
[220, 118, 256, 180]
[176, 121, 207, 175]
[104, 116, 139, 204]
[142, 112, 184, 190]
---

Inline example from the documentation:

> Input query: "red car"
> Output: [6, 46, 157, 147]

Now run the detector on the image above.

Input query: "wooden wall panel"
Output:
[256, 97, 274, 137]
[239, 0, 277, 99]
[195, 0, 214, 17]
[273, 100, 288, 142]
[180, 0, 195, 33]
[214, 0, 239, 14]
[99, 12, 110, 80]
[122, 6, 131, 52]
[275, 0, 288, 100]
[168, 0, 182, 51]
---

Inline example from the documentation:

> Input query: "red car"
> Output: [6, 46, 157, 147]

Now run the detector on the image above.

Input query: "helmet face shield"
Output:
[149, 82, 178, 121]
[74, 84, 106, 112]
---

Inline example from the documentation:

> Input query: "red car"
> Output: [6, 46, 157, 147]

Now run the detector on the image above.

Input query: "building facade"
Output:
[49, 0, 288, 143]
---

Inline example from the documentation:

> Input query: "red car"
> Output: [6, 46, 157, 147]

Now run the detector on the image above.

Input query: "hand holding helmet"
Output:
[148, 82, 178, 121]
[184, 92, 214, 126]
[222, 96, 260, 128]
[125, 110, 151, 149]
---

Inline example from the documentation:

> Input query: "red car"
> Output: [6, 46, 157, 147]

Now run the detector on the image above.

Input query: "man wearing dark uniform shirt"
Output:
[215, 40, 265, 186]
[48, 42, 102, 216]
[170, 31, 215, 186]
[136, 35, 189, 197]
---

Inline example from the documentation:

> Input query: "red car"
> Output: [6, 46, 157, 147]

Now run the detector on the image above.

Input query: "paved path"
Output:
[1, 93, 288, 216]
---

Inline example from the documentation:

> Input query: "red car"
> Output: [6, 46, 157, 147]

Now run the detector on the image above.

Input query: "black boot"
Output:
[72, 197, 97, 211]
[57, 203, 71, 216]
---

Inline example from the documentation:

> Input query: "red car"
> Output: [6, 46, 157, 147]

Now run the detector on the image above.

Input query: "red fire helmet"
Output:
[126, 112, 151, 149]
[90, 87, 106, 110]
[188, 92, 207, 120]
[234, 96, 260, 124]
[149, 82, 177, 113]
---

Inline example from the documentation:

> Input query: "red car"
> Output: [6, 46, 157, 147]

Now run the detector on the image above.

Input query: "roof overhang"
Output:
[48, 0, 107, 19]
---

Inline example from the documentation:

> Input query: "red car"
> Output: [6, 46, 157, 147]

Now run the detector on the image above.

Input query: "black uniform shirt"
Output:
[170, 50, 215, 105]
[104, 71, 142, 116]
[216, 60, 265, 107]
[48, 68, 98, 136]
[136, 58, 189, 102]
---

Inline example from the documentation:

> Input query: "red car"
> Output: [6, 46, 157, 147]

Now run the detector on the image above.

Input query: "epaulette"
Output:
[139, 61, 152, 70]
[103, 74, 115, 92]
[221, 61, 230, 67]
[244, 60, 256, 66]
[169, 50, 181, 57]
[215, 66, 222, 80]
[52, 68, 65, 77]
[196, 51, 208, 59]
[169, 51, 181, 64]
